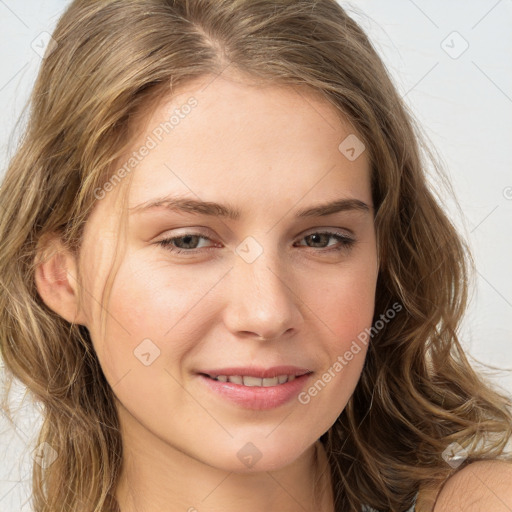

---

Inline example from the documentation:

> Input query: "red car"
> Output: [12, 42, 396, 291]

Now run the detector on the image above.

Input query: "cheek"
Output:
[295, 253, 377, 418]
[88, 251, 226, 381]
[322, 271, 376, 329]
[303, 251, 378, 346]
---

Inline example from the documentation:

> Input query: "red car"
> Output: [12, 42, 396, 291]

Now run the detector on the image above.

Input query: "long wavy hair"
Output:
[0, 1, 511, 511]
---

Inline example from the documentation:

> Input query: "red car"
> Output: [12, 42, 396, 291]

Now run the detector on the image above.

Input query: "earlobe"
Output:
[34, 235, 88, 326]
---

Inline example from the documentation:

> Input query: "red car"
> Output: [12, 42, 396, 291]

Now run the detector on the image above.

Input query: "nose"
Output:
[223, 245, 304, 341]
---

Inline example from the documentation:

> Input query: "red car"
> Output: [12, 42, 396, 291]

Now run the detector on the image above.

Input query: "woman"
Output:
[0, 1, 511, 511]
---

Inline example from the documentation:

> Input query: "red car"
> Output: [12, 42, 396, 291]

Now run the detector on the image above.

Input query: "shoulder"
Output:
[433, 460, 512, 512]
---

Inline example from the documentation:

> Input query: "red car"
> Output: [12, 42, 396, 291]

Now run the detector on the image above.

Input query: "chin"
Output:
[196, 434, 316, 474]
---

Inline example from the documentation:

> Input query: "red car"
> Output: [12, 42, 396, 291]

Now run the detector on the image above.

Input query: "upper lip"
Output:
[198, 365, 313, 379]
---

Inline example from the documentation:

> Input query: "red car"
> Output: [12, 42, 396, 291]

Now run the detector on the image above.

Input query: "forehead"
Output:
[101, 74, 372, 225]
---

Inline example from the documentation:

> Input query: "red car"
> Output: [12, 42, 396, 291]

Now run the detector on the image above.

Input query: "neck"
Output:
[115, 406, 334, 512]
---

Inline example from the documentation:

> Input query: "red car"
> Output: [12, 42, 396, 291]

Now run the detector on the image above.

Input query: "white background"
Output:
[0, 1, 511, 510]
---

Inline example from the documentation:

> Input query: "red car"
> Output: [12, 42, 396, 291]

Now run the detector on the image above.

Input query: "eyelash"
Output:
[156, 230, 355, 255]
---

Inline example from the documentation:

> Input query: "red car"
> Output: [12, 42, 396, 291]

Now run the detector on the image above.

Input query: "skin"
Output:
[35, 72, 379, 512]
[433, 461, 512, 512]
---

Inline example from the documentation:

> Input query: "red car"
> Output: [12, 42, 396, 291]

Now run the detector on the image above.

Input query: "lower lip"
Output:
[198, 373, 312, 410]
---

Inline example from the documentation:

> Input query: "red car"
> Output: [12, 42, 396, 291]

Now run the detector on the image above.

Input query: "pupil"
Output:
[181, 235, 197, 248]
[310, 234, 325, 247]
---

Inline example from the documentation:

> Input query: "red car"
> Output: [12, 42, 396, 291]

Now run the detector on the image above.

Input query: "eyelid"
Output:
[301, 226, 354, 238]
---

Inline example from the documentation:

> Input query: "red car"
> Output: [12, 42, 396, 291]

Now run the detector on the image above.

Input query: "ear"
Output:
[34, 234, 88, 326]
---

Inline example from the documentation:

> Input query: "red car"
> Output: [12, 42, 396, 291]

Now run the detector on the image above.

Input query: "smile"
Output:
[206, 374, 297, 386]
[196, 366, 313, 410]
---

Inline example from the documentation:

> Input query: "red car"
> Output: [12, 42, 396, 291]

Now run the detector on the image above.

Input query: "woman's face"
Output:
[76, 73, 378, 473]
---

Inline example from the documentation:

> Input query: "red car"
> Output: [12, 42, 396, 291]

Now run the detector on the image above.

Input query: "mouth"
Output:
[200, 373, 304, 386]
[196, 366, 314, 410]
[198, 365, 312, 385]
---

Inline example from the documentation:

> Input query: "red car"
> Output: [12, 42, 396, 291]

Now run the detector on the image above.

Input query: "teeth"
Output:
[211, 374, 299, 386]
[262, 376, 278, 386]
[243, 376, 263, 387]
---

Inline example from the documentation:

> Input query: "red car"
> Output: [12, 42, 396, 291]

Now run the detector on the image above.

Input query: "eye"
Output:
[157, 233, 216, 254]
[156, 230, 355, 255]
[293, 231, 355, 252]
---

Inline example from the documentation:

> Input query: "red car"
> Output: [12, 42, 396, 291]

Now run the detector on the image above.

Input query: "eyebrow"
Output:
[129, 196, 371, 220]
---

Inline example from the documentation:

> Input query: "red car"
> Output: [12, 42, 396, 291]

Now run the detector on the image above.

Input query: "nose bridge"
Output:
[225, 235, 301, 340]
